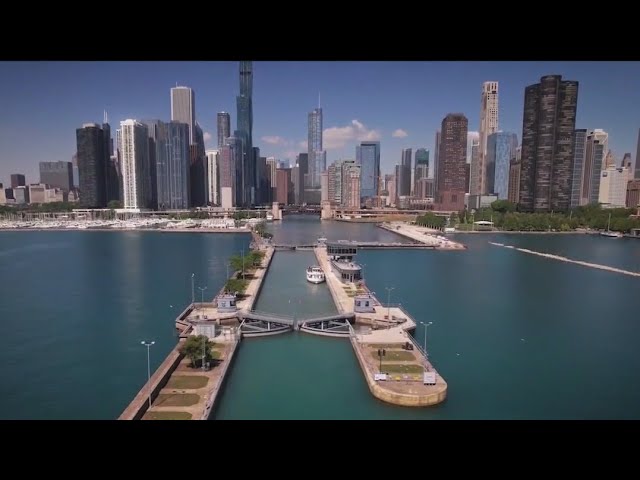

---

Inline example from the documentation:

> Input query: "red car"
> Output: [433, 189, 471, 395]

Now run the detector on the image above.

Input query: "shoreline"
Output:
[0, 227, 251, 234]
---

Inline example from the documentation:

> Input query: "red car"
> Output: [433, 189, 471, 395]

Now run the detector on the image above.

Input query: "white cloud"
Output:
[323, 120, 381, 150]
[298, 140, 308, 150]
[392, 129, 408, 138]
[262, 135, 287, 145]
[203, 132, 212, 142]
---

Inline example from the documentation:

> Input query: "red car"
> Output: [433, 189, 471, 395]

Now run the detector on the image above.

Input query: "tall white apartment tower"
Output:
[206, 150, 219, 205]
[118, 119, 150, 210]
[171, 86, 196, 144]
[474, 81, 499, 195]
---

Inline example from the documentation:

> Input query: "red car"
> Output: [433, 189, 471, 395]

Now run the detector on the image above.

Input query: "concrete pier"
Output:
[379, 222, 465, 250]
[120, 240, 276, 420]
[316, 245, 448, 407]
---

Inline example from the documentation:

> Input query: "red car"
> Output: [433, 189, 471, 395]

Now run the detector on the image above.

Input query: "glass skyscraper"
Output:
[356, 141, 380, 199]
[486, 132, 518, 199]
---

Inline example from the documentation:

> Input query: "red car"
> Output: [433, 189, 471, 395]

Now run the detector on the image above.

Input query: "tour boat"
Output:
[306, 266, 326, 284]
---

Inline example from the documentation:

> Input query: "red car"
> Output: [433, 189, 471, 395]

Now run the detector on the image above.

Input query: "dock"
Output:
[379, 222, 466, 250]
[315, 245, 448, 407]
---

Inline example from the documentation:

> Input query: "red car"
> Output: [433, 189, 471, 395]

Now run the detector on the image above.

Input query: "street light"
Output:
[377, 348, 386, 373]
[385, 286, 395, 320]
[141, 341, 155, 409]
[191, 273, 195, 305]
[198, 286, 208, 311]
[201, 335, 207, 371]
[420, 321, 433, 356]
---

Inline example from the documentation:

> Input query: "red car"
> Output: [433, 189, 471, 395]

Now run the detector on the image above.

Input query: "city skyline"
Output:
[1, 61, 640, 185]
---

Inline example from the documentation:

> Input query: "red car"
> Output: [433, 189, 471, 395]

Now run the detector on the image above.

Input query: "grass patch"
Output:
[370, 350, 415, 361]
[379, 364, 424, 374]
[166, 376, 209, 390]
[143, 411, 192, 420]
[367, 343, 406, 349]
[155, 393, 200, 407]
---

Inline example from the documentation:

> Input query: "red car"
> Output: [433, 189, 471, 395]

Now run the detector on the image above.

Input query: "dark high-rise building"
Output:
[276, 168, 292, 205]
[143, 120, 190, 210]
[436, 113, 468, 211]
[236, 61, 255, 205]
[508, 159, 521, 204]
[76, 123, 108, 208]
[519, 75, 579, 212]
[188, 124, 207, 207]
[414, 148, 429, 197]
[39, 161, 73, 191]
[217, 112, 231, 148]
[72, 154, 79, 188]
[399, 148, 412, 196]
[486, 132, 518, 199]
[433, 131, 441, 195]
[464, 163, 471, 195]
[356, 141, 380, 200]
[10, 174, 25, 189]
[171, 86, 196, 143]
[570, 129, 587, 208]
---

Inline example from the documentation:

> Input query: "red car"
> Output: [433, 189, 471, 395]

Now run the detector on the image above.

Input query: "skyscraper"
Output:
[76, 123, 108, 208]
[486, 132, 518, 199]
[171, 86, 196, 143]
[398, 148, 412, 196]
[308, 106, 324, 188]
[217, 112, 231, 148]
[39, 161, 73, 191]
[476, 82, 499, 195]
[236, 61, 254, 205]
[414, 148, 429, 197]
[581, 129, 607, 205]
[10, 174, 25, 189]
[356, 141, 380, 200]
[437, 113, 468, 211]
[570, 129, 587, 208]
[206, 150, 219, 206]
[469, 137, 479, 194]
[190, 123, 207, 207]
[219, 137, 241, 209]
[433, 130, 441, 193]
[519, 75, 578, 212]
[143, 120, 190, 210]
[118, 120, 150, 210]
[294, 153, 309, 205]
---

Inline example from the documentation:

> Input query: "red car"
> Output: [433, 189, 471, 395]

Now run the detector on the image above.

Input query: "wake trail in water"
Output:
[489, 242, 640, 278]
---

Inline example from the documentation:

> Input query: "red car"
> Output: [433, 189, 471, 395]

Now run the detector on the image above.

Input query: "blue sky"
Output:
[1, 61, 639, 186]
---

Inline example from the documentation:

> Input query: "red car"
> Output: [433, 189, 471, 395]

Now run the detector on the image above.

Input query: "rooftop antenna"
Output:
[104, 110, 108, 124]
[318, 91, 321, 109]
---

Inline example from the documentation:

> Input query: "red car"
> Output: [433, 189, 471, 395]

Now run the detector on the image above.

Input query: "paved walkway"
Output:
[314, 247, 353, 314]
[143, 342, 232, 420]
[381, 222, 465, 250]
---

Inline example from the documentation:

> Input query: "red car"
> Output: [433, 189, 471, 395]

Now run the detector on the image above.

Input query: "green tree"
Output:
[107, 200, 123, 209]
[491, 199, 517, 213]
[224, 278, 248, 294]
[179, 335, 216, 368]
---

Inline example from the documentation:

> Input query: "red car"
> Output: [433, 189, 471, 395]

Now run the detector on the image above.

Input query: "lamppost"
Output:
[385, 286, 395, 320]
[377, 348, 386, 373]
[420, 321, 433, 356]
[198, 286, 207, 311]
[241, 248, 245, 280]
[191, 273, 195, 305]
[141, 341, 155, 409]
[201, 335, 207, 371]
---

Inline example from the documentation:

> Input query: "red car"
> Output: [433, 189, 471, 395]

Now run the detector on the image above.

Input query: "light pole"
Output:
[198, 286, 208, 311]
[241, 248, 245, 280]
[201, 335, 207, 371]
[141, 341, 155, 409]
[420, 321, 433, 356]
[385, 287, 395, 320]
[191, 273, 195, 305]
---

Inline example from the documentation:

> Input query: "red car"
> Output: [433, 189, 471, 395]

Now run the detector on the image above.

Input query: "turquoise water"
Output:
[2, 218, 640, 419]
[0, 230, 250, 419]
[253, 250, 337, 319]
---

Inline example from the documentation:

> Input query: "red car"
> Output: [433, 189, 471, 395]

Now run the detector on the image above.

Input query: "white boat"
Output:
[600, 213, 623, 238]
[306, 266, 325, 284]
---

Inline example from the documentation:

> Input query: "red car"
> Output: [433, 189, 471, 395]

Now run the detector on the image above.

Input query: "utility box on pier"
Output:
[354, 293, 376, 313]
[216, 294, 237, 313]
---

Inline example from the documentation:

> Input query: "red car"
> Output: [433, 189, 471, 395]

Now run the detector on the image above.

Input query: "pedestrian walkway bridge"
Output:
[273, 242, 432, 250]
[238, 310, 355, 337]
